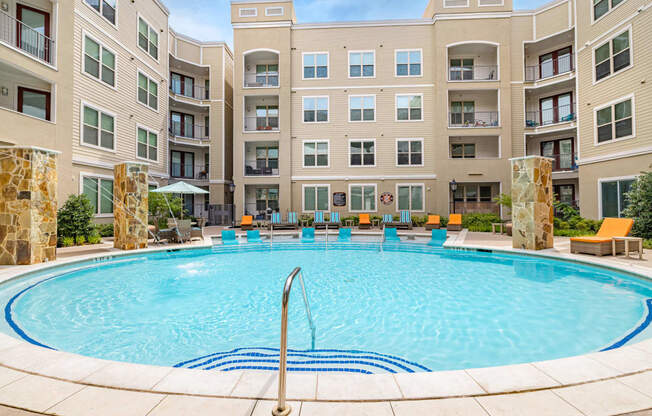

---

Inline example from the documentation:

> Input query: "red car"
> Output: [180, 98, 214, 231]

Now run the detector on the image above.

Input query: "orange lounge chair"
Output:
[240, 215, 254, 231]
[359, 214, 372, 230]
[425, 215, 441, 230]
[447, 214, 462, 231]
[570, 218, 634, 256]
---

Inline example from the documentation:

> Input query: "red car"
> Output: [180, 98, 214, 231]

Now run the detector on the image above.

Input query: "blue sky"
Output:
[166, 0, 550, 47]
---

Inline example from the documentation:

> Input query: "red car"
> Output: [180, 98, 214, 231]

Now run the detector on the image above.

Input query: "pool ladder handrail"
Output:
[273, 267, 316, 416]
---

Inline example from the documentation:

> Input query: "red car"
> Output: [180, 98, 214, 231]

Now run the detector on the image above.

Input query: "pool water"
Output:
[1, 243, 651, 373]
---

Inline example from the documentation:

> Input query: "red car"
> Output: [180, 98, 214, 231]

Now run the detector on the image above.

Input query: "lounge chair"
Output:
[240, 215, 254, 231]
[175, 220, 192, 242]
[338, 228, 352, 242]
[570, 218, 634, 256]
[302, 228, 315, 242]
[326, 212, 341, 229]
[385, 211, 413, 230]
[382, 214, 394, 228]
[313, 211, 326, 229]
[447, 214, 463, 231]
[221, 230, 239, 245]
[428, 229, 448, 247]
[425, 215, 441, 230]
[359, 214, 372, 230]
[384, 227, 401, 242]
[246, 230, 263, 243]
[190, 225, 204, 242]
[269, 212, 299, 230]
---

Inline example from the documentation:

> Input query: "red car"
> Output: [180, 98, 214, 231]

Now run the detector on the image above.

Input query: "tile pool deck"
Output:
[0, 230, 650, 415]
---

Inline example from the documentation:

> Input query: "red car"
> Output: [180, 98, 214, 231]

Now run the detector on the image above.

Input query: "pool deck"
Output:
[0, 229, 650, 415]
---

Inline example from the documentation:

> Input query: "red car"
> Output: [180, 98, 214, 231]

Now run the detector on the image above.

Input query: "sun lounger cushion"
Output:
[426, 215, 440, 225]
[359, 214, 371, 224]
[382, 214, 393, 223]
[302, 228, 315, 242]
[314, 211, 324, 223]
[271, 213, 282, 224]
[247, 230, 262, 243]
[241, 216, 253, 226]
[288, 212, 298, 224]
[449, 214, 462, 225]
[221, 230, 238, 245]
[400, 211, 411, 224]
[384, 227, 400, 242]
[428, 229, 447, 247]
[330, 212, 340, 223]
[338, 228, 351, 242]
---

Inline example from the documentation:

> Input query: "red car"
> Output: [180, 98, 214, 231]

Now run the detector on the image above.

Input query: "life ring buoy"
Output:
[380, 192, 394, 205]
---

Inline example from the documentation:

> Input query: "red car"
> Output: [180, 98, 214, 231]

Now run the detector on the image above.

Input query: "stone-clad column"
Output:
[510, 156, 554, 250]
[0, 146, 58, 265]
[113, 162, 149, 250]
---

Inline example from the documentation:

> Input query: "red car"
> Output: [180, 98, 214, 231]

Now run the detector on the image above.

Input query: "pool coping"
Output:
[0, 234, 650, 408]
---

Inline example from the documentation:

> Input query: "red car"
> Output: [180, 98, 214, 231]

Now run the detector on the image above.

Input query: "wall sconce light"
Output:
[0, 3, 8, 12]
[0, 87, 8, 96]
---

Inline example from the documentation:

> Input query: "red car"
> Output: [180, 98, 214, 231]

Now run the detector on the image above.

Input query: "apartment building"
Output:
[0, 0, 233, 222]
[231, 0, 650, 220]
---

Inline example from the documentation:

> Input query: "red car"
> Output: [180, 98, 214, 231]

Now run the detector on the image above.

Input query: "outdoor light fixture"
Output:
[228, 183, 236, 228]
[0, 3, 8, 12]
[450, 179, 458, 214]
[0, 87, 8, 96]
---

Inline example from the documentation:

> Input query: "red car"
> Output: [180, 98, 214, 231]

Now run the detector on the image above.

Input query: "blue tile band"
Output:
[600, 298, 652, 351]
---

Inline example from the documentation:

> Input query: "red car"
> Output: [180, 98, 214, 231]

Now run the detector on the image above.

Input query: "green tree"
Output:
[57, 194, 95, 241]
[493, 193, 512, 217]
[148, 192, 184, 229]
[622, 171, 652, 239]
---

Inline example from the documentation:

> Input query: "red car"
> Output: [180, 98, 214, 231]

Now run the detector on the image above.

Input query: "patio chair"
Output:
[384, 227, 401, 242]
[148, 224, 170, 245]
[425, 215, 441, 230]
[338, 228, 352, 242]
[269, 212, 299, 230]
[240, 215, 254, 231]
[359, 214, 372, 230]
[385, 211, 413, 230]
[570, 218, 634, 256]
[327, 212, 342, 229]
[313, 211, 326, 229]
[175, 220, 192, 243]
[221, 230, 239, 245]
[447, 214, 463, 231]
[428, 229, 448, 247]
[382, 214, 394, 228]
[302, 227, 315, 243]
[246, 230, 263, 243]
[190, 225, 204, 242]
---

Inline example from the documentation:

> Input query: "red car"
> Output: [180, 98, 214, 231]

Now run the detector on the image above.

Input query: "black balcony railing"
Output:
[0, 10, 55, 64]
[244, 72, 279, 88]
[525, 104, 576, 128]
[169, 84, 209, 100]
[449, 111, 499, 128]
[544, 152, 578, 172]
[525, 54, 573, 81]
[448, 65, 498, 81]
[245, 161, 279, 176]
[169, 121, 209, 140]
[245, 116, 279, 132]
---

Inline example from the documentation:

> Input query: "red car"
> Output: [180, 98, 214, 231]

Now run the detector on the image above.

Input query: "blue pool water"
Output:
[1, 243, 651, 373]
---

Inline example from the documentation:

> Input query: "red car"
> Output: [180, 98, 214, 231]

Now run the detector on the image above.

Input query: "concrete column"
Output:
[510, 156, 554, 250]
[113, 162, 149, 250]
[0, 146, 58, 265]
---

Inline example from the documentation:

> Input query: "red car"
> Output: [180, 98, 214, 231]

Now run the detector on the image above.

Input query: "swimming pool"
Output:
[1, 242, 651, 374]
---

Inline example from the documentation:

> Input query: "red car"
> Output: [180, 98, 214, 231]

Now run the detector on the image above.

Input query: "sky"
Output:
[165, 0, 550, 48]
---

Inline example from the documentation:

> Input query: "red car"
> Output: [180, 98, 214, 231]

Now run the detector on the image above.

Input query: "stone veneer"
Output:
[0, 147, 58, 265]
[114, 162, 149, 250]
[510, 156, 554, 250]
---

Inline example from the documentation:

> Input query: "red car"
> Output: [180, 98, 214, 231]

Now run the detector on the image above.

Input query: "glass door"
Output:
[539, 53, 554, 79]
[557, 93, 572, 122]
[540, 97, 554, 125]
[17, 5, 50, 62]
[558, 138, 573, 170]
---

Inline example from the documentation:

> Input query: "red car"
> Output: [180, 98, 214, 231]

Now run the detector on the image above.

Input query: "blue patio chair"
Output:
[338, 228, 352, 242]
[288, 212, 298, 225]
[221, 230, 239, 245]
[384, 227, 400, 242]
[246, 230, 263, 243]
[271, 212, 282, 225]
[314, 211, 326, 229]
[382, 214, 393, 224]
[428, 229, 448, 247]
[399, 210, 412, 229]
[328, 212, 342, 228]
[302, 227, 315, 242]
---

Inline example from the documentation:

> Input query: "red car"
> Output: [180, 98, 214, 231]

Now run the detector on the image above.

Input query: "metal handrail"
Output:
[0, 10, 55, 64]
[273, 267, 316, 416]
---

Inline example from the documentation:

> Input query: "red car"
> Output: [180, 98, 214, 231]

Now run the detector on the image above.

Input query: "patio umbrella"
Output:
[151, 181, 208, 219]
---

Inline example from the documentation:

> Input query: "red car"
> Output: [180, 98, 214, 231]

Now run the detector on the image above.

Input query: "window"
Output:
[171, 151, 194, 178]
[256, 145, 279, 170]
[397, 139, 423, 166]
[170, 112, 194, 138]
[303, 53, 328, 79]
[84, 36, 115, 87]
[539, 47, 572, 79]
[255, 64, 279, 87]
[239, 7, 257, 17]
[349, 51, 375, 78]
[396, 50, 422, 76]
[594, 0, 627, 20]
[256, 105, 279, 130]
[137, 127, 157, 161]
[303, 97, 328, 122]
[138, 17, 158, 60]
[265, 7, 284, 16]
[454, 184, 493, 202]
[541, 138, 574, 170]
[350, 185, 376, 212]
[204, 116, 210, 137]
[539, 92, 573, 125]
[479, 186, 492, 202]
[17, 87, 50, 121]
[554, 184, 575, 206]
[138, 72, 158, 110]
[84, 0, 116, 25]
[596, 97, 633, 143]
[451, 143, 476, 159]
[82, 104, 114, 150]
[449, 58, 474, 80]
[450, 101, 475, 125]
[16, 5, 51, 63]
[350, 140, 375, 167]
[255, 188, 279, 212]
[601, 178, 635, 218]
[304, 185, 329, 212]
[595, 30, 630, 82]
[83, 176, 114, 215]
[170, 72, 195, 98]
[303, 141, 329, 167]
[397, 185, 424, 211]
[444, 0, 469, 6]
[397, 95, 423, 121]
[349, 96, 375, 122]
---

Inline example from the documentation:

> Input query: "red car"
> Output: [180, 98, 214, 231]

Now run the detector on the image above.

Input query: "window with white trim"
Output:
[397, 95, 423, 121]
[451, 143, 476, 158]
[444, 0, 469, 7]
[596, 98, 633, 143]
[303, 53, 328, 79]
[397, 185, 424, 211]
[265, 7, 283, 16]
[303, 141, 329, 167]
[349, 51, 374, 78]
[601, 178, 634, 218]
[138, 17, 158, 60]
[303, 97, 328, 123]
[84, 0, 116, 25]
[397, 139, 423, 166]
[595, 30, 630, 81]
[350, 96, 375, 122]
[304, 185, 329, 212]
[82, 104, 114, 150]
[239, 7, 257, 17]
[83, 176, 114, 215]
[138, 72, 158, 110]
[594, 0, 626, 20]
[350, 140, 375, 166]
[84, 36, 115, 87]
[396, 50, 422, 76]
[137, 127, 158, 161]
[350, 185, 376, 212]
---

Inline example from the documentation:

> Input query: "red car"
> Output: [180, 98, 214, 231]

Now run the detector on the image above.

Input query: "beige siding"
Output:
[534, 2, 572, 40]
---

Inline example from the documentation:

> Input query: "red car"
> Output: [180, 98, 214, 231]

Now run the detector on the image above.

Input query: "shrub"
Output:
[61, 236, 74, 247]
[644, 239, 652, 250]
[58, 194, 95, 241]
[300, 214, 314, 226]
[411, 215, 428, 227]
[95, 223, 114, 237]
[554, 229, 596, 237]
[622, 171, 652, 239]
[462, 213, 502, 232]
[87, 232, 102, 245]
[493, 193, 512, 216]
[75, 235, 86, 245]
[149, 192, 184, 229]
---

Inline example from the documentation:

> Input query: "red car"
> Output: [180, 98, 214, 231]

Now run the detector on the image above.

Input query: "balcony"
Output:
[448, 43, 498, 82]
[244, 50, 279, 88]
[448, 90, 499, 128]
[0, 59, 52, 121]
[0, 8, 55, 65]
[244, 96, 279, 132]
[170, 82, 209, 100]
[169, 54, 210, 101]
[450, 182, 501, 215]
[170, 149, 210, 182]
[546, 153, 578, 172]
[525, 53, 573, 82]
[169, 121, 209, 141]
[525, 104, 576, 128]
[449, 136, 500, 159]
[244, 141, 279, 176]
[245, 185, 280, 220]
[524, 29, 574, 84]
